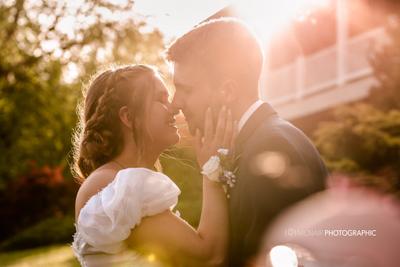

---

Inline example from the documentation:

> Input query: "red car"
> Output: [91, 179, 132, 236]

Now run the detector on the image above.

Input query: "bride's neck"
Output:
[113, 142, 159, 170]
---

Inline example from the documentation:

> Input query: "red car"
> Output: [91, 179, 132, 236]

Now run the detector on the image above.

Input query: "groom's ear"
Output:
[219, 79, 238, 104]
[118, 106, 133, 129]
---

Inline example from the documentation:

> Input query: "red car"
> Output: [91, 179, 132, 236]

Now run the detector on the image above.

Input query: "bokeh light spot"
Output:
[268, 245, 298, 267]
[252, 151, 288, 178]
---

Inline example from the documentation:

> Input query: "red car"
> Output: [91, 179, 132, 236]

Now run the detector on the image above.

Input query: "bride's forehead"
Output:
[153, 79, 170, 95]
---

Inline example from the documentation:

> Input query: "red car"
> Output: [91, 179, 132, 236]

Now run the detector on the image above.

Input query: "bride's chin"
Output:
[163, 132, 180, 148]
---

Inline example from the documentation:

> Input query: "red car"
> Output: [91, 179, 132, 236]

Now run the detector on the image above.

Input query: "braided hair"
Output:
[71, 64, 159, 182]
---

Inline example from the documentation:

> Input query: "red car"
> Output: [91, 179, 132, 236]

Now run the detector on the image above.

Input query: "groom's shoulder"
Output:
[249, 115, 298, 141]
[244, 116, 317, 155]
[239, 115, 327, 183]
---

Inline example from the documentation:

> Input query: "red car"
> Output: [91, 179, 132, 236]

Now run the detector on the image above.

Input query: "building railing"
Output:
[263, 27, 387, 106]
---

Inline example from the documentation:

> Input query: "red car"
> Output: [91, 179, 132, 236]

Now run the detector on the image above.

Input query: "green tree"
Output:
[369, 13, 400, 110]
[0, 0, 168, 243]
[0, 0, 166, 188]
[314, 104, 400, 195]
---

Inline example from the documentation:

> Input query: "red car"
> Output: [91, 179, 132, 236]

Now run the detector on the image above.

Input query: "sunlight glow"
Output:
[64, 63, 79, 84]
[134, 0, 230, 39]
[134, 0, 329, 40]
[147, 253, 156, 262]
[34, 0, 333, 83]
[233, 0, 330, 41]
[41, 39, 59, 53]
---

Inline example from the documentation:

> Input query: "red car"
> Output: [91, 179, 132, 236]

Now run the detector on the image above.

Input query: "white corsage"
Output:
[201, 148, 239, 198]
[201, 156, 222, 182]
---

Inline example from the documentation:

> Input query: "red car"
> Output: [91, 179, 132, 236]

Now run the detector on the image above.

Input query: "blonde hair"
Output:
[166, 18, 264, 90]
[71, 64, 160, 182]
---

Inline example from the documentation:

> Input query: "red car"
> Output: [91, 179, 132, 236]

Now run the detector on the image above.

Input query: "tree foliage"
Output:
[314, 104, 400, 195]
[0, 0, 167, 242]
[369, 14, 400, 110]
[0, 0, 165, 187]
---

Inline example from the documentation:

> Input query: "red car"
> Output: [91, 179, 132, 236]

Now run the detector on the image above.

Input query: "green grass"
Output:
[0, 244, 80, 267]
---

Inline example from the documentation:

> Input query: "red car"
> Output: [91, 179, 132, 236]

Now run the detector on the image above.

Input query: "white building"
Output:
[261, 0, 388, 124]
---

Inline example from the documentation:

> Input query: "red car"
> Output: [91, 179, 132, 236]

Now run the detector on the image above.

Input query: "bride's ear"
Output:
[119, 106, 133, 129]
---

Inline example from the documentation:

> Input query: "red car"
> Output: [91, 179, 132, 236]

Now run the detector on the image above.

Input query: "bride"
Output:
[71, 64, 235, 267]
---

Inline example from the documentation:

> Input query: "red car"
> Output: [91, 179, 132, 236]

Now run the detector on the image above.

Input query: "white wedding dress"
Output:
[72, 168, 181, 267]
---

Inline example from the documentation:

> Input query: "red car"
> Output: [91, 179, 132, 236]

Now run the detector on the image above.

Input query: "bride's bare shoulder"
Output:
[75, 164, 119, 218]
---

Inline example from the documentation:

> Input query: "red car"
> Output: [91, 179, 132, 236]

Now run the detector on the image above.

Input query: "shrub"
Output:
[314, 104, 400, 196]
[0, 216, 75, 251]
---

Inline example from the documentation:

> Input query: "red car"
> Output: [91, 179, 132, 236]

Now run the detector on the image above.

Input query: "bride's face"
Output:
[146, 77, 180, 149]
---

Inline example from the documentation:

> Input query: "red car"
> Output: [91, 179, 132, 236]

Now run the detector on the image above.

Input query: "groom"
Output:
[167, 18, 327, 266]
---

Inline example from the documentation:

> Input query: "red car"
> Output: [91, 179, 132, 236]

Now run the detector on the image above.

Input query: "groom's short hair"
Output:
[165, 18, 264, 87]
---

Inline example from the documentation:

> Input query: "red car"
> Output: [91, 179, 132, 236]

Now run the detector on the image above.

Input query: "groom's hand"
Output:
[194, 106, 237, 167]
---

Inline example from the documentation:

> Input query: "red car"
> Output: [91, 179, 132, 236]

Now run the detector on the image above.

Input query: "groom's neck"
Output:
[230, 96, 258, 123]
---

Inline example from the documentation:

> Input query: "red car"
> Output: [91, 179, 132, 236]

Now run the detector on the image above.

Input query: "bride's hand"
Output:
[195, 106, 237, 168]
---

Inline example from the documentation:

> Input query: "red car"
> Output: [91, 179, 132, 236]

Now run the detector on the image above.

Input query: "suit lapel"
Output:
[234, 102, 277, 156]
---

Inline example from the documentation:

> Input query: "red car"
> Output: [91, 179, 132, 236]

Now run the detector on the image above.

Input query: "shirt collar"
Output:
[238, 99, 264, 133]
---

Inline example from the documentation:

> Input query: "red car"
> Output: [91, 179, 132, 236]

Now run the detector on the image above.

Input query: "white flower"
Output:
[217, 148, 229, 156]
[201, 156, 222, 182]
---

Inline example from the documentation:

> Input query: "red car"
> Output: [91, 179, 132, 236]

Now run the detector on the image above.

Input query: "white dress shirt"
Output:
[238, 100, 264, 133]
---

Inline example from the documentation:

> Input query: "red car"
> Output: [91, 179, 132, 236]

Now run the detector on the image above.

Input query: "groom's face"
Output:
[171, 62, 220, 136]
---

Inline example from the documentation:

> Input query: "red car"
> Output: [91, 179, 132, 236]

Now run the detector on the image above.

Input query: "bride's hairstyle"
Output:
[71, 64, 160, 182]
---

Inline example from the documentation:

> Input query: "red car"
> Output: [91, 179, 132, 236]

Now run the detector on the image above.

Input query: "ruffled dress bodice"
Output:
[72, 168, 181, 267]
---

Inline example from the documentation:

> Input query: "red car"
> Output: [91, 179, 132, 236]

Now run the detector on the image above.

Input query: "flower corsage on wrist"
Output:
[201, 148, 239, 198]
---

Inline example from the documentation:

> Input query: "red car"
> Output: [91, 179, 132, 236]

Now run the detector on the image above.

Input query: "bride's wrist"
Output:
[201, 155, 221, 183]
[200, 149, 235, 183]
[200, 149, 237, 198]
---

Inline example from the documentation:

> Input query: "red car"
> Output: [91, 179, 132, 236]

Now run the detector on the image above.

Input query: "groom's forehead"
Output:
[173, 63, 192, 85]
[173, 62, 206, 85]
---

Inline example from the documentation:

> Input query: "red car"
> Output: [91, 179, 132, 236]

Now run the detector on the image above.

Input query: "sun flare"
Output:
[233, 0, 330, 40]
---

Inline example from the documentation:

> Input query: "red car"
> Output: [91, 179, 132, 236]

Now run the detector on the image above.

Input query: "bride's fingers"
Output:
[214, 106, 227, 144]
[203, 107, 213, 143]
[222, 109, 233, 148]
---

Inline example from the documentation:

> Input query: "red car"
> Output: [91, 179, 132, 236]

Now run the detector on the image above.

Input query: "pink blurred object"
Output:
[255, 179, 400, 267]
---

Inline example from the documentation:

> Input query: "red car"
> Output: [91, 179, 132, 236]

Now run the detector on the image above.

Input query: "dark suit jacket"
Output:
[228, 102, 327, 267]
